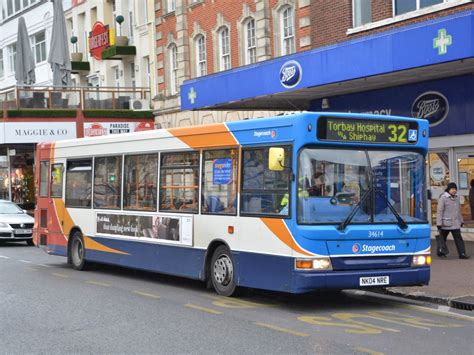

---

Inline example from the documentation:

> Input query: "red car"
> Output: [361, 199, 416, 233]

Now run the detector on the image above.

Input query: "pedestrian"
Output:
[469, 179, 474, 221]
[436, 182, 470, 259]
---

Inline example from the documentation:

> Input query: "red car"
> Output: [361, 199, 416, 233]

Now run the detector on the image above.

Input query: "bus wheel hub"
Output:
[213, 255, 233, 286]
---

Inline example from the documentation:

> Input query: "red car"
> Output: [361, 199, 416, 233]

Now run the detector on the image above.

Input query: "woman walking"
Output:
[436, 182, 470, 259]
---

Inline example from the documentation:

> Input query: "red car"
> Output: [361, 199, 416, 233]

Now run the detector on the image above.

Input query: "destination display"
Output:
[317, 117, 418, 144]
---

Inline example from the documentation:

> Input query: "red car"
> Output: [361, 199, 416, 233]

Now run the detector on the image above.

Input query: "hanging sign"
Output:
[89, 21, 114, 60]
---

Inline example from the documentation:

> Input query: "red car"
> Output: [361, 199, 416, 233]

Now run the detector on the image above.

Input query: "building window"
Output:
[123, 154, 157, 211]
[128, 11, 134, 43]
[4, 0, 38, 19]
[244, 18, 256, 65]
[65, 159, 92, 208]
[394, 0, 444, 16]
[8, 44, 16, 74]
[353, 0, 372, 27]
[218, 27, 231, 71]
[159, 152, 199, 213]
[30, 31, 47, 64]
[195, 35, 207, 77]
[0, 50, 4, 78]
[167, 0, 176, 12]
[94, 156, 122, 209]
[169, 44, 178, 95]
[280, 6, 295, 55]
[202, 149, 238, 215]
[240, 146, 292, 216]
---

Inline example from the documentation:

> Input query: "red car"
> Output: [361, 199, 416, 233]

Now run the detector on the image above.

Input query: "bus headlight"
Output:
[296, 258, 332, 270]
[412, 254, 431, 266]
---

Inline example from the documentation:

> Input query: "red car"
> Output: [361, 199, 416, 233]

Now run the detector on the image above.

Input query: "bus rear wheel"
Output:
[210, 246, 236, 296]
[70, 231, 88, 270]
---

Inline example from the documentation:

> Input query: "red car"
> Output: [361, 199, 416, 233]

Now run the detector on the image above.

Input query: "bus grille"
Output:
[331, 255, 412, 271]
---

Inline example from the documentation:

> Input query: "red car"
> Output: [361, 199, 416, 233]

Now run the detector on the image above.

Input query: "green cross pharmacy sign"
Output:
[188, 87, 197, 104]
[433, 28, 452, 55]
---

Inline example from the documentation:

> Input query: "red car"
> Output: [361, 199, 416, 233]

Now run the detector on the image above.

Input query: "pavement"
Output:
[384, 235, 474, 310]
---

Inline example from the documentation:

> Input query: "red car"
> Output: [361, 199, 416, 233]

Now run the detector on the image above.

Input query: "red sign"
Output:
[135, 122, 154, 132]
[89, 22, 111, 61]
[84, 123, 107, 137]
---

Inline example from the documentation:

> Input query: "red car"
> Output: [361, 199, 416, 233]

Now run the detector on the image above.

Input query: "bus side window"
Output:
[65, 159, 92, 208]
[50, 163, 64, 198]
[201, 149, 238, 215]
[39, 161, 50, 197]
[94, 156, 122, 209]
[159, 151, 199, 213]
[240, 146, 291, 217]
[123, 154, 157, 211]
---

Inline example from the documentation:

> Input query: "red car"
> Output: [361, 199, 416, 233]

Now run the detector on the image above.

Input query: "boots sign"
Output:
[411, 91, 449, 127]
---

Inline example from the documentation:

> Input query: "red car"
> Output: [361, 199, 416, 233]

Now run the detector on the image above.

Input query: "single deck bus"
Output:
[34, 112, 431, 296]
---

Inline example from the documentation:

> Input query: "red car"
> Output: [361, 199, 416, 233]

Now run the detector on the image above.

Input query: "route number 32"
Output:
[388, 124, 407, 143]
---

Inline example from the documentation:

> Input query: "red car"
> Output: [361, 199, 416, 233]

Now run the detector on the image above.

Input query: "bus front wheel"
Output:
[70, 231, 88, 270]
[210, 245, 237, 296]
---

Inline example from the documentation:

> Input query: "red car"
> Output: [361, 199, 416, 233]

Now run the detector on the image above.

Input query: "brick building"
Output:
[156, 0, 474, 229]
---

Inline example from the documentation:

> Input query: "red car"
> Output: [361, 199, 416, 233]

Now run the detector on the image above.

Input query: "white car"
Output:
[0, 200, 34, 246]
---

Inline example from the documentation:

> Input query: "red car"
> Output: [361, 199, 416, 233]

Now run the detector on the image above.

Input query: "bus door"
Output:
[49, 160, 67, 240]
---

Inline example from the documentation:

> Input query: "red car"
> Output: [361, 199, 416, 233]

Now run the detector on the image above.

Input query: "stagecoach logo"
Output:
[411, 91, 449, 127]
[279, 60, 302, 88]
[254, 130, 277, 139]
[352, 243, 361, 253]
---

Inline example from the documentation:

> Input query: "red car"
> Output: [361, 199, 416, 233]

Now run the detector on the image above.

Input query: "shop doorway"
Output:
[455, 150, 474, 226]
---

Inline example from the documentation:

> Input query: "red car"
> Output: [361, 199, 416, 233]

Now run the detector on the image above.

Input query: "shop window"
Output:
[160, 152, 199, 213]
[240, 146, 291, 216]
[202, 149, 238, 215]
[123, 154, 157, 211]
[65, 159, 92, 208]
[428, 152, 450, 225]
[50, 163, 64, 198]
[353, 0, 372, 27]
[94, 156, 122, 209]
[0, 148, 8, 200]
[456, 153, 474, 224]
[394, 0, 444, 16]
[39, 161, 50, 197]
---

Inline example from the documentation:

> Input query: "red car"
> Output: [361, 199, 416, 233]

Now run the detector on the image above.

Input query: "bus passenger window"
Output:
[123, 154, 157, 211]
[50, 163, 64, 198]
[39, 161, 50, 197]
[94, 156, 122, 209]
[159, 152, 199, 213]
[240, 146, 291, 216]
[202, 149, 238, 215]
[65, 159, 92, 208]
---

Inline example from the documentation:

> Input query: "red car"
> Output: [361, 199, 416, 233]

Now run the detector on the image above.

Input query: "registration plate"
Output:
[359, 276, 389, 286]
[14, 229, 32, 234]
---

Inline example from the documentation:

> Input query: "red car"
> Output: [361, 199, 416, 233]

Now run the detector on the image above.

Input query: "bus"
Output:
[34, 112, 431, 296]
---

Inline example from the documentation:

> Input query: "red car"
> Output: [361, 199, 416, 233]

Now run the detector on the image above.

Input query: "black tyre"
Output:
[70, 231, 88, 270]
[210, 245, 237, 296]
[26, 239, 34, 246]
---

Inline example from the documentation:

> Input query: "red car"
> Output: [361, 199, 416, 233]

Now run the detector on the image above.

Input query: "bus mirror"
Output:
[268, 147, 285, 171]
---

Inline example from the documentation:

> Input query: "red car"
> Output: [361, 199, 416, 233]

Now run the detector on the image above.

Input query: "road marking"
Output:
[37, 264, 51, 268]
[396, 303, 474, 322]
[25, 267, 39, 271]
[207, 295, 270, 309]
[0, 255, 10, 259]
[184, 303, 222, 315]
[52, 273, 69, 278]
[132, 290, 160, 299]
[19, 260, 32, 264]
[354, 346, 384, 355]
[86, 280, 112, 287]
[254, 322, 309, 337]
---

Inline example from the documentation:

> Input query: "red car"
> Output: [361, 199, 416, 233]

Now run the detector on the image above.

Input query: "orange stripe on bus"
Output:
[83, 236, 129, 255]
[261, 218, 313, 256]
[168, 123, 237, 148]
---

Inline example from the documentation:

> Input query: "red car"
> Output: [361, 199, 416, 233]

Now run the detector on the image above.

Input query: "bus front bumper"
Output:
[291, 267, 430, 293]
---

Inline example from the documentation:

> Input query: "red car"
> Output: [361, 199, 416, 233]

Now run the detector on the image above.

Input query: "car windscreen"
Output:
[0, 202, 24, 214]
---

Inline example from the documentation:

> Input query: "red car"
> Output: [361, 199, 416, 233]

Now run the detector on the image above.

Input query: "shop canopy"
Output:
[180, 10, 474, 112]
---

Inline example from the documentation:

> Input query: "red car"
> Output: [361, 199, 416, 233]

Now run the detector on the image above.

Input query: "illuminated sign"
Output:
[317, 117, 418, 144]
[89, 22, 114, 60]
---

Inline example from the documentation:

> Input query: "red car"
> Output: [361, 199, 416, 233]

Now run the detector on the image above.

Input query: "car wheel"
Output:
[26, 239, 34, 246]
[70, 231, 88, 270]
[210, 245, 237, 296]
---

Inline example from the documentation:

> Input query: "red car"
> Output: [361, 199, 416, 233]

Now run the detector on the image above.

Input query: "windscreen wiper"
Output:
[374, 190, 408, 230]
[337, 188, 371, 232]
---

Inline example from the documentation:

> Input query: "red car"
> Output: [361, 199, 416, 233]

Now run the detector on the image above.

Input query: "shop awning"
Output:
[180, 10, 474, 111]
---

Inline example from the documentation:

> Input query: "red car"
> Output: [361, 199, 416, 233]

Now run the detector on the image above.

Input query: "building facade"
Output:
[153, 0, 313, 127]
[174, 0, 474, 229]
